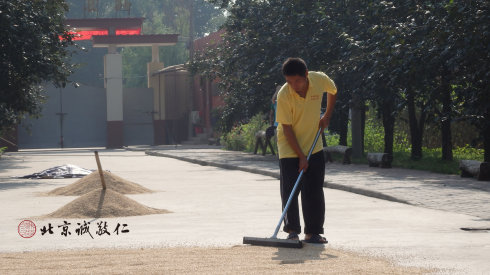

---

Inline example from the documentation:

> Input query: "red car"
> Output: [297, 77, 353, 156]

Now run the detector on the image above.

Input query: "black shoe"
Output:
[304, 234, 328, 244]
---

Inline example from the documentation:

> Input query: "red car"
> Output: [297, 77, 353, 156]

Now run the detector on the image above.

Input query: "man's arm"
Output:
[282, 124, 309, 172]
[319, 93, 337, 130]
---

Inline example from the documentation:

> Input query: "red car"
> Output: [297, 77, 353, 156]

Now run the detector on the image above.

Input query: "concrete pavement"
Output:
[141, 145, 490, 221]
[0, 148, 489, 274]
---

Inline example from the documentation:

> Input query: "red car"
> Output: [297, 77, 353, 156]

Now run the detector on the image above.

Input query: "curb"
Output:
[124, 146, 148, 152]
[324, 182, 410, 204]
[145, 150, 411, 205]
[146, 150, 280, 179]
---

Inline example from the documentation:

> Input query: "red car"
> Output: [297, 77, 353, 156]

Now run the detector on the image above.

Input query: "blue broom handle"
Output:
[272, 128, 323, 239]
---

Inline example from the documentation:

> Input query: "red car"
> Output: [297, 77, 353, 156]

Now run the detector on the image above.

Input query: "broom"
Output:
[243, 128, 322, 248]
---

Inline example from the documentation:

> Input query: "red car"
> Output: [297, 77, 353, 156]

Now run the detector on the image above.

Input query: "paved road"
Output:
[0, 148, 489, 274]
[143, 145, 490, 221]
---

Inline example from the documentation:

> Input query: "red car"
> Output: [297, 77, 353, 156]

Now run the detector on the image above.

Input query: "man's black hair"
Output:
[282, 57, 308, 77]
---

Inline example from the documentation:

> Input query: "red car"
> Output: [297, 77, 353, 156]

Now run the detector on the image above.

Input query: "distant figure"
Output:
[269, 85, 281, 127]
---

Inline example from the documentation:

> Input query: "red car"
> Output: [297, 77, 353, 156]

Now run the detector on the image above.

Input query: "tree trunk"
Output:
[484, 123, 490, 162]
[441, 118, 453, 160]
[407, 90, 424, 160]
[338, 105, 349, 146]
[382, 100, 395, 156]
[188, 0, 195, 63]
[440, 75, 453, 161]
[360, 103, 366, 153]
[335, 79, 349, 146]
[351, 95, 363, 158]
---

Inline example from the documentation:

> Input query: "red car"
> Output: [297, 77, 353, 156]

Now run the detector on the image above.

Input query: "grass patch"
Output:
[0, 146, 6, 158]
[390, 151, 458, 174]
[221, 113, 277, 154]
[221, 114, 484, 175]
[325, 117, 484, 175]
[348, 146, 483, 175]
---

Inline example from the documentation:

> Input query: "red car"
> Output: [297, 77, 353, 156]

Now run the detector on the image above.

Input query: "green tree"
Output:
[63, 0, 225, 88]
[364, 1, 428, 158]
[334, 1, 406, 155]
[0, 0, 74, 131]
[446, 0, 490, 161]
[395, 1, 489, 161]
[121, 0, 225, 87]
[192, 0, 349, 131]
[198, 0, 489, 161]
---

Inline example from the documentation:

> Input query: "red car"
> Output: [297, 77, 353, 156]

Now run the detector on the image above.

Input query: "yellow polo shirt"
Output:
[276, 71, 337, 159]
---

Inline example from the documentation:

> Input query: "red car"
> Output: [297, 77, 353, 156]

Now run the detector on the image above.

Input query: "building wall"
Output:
[150, 65, 193, 144]
[19, 84, 106, 148]
[123, 87, 154, 146]
[18, 84, 153, 148]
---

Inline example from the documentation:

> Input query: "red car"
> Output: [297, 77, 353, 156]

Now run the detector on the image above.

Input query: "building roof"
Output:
[92, 34, 179, 47]
[65, 18, 144, 31]
[194, 29, 225, 51]
[152, 64, 187, 75]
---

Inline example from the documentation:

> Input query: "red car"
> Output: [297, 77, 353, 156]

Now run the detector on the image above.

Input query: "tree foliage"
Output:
[63, 0, 225, 88]
[119, 0, 225, 87]
[0, 0, 74, 130]
[193, 0, 490, 161]
[192, 1, 348, 130]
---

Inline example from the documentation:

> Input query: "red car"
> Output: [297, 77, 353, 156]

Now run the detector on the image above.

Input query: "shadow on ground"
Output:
[272, 245, 337, 265]
[0, 179, 63, 191]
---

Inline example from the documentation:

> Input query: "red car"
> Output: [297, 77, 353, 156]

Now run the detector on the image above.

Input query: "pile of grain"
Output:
[45, 171, 153, 196]
[42, 189, 170, 219]
[40, 170, 168, 218]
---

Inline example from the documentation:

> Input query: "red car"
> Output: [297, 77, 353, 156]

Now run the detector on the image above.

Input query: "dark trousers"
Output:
[279, 151, 325, 234]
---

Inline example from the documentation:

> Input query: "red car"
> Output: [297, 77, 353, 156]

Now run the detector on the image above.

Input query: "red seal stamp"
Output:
[18, 220, 36, 238]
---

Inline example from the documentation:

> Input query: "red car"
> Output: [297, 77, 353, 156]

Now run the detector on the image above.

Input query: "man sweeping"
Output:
[275, 57, 337, 243]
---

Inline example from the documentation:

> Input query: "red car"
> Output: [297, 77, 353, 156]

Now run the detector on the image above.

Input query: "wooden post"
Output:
[94, 151, 107, 189]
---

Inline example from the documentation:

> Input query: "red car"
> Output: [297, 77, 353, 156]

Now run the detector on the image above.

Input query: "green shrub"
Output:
[325, 116, 483, 174]
[222, 125, 247, 151]
[0, 146, 6, 158]
[324, 130, 340, 147]
[221, 111, 484, 174]
[363, 117, 384, 152]
[221, 113, 277, 153]
[453, 145, 484, 161]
